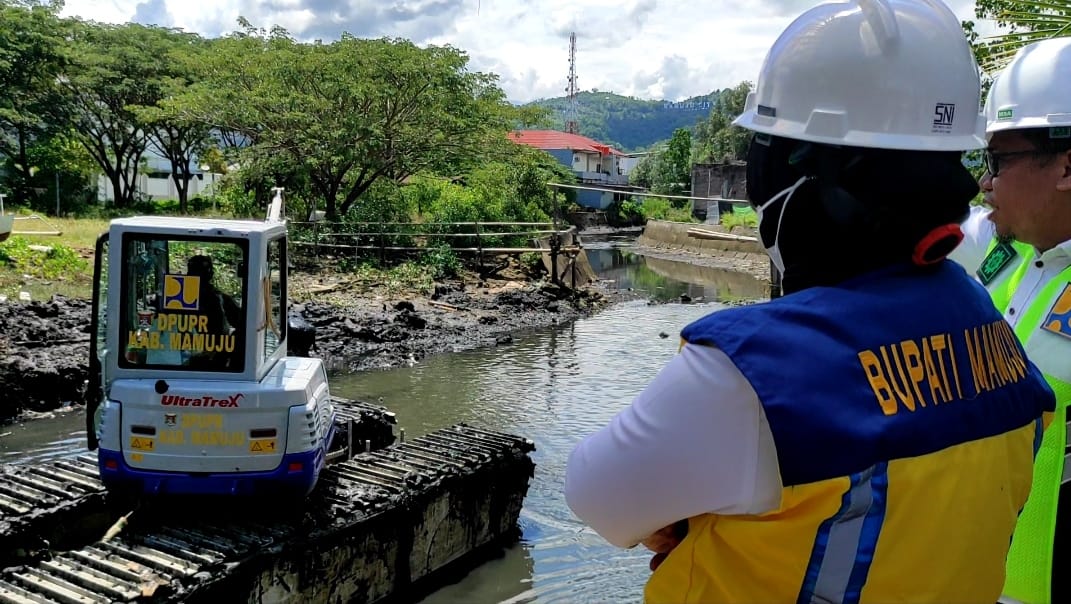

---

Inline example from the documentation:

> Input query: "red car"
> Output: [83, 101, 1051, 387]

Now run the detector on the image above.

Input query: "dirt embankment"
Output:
[0, 296, 93, 422]
[634, 221, 772, 280]
[0, 264, 613, 424]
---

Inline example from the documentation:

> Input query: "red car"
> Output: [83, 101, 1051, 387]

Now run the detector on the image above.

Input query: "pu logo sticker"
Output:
[977, 241, 1018, 286]
[163, 274, 200, 311]
[1042, 284, 1071, 341]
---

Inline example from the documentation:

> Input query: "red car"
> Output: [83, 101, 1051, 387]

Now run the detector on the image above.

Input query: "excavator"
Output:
[83, 189, 372, 496]
[0, 189, 535, 602]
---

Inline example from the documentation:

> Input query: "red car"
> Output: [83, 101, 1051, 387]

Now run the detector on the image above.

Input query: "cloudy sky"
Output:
[59, 0, 987, 104]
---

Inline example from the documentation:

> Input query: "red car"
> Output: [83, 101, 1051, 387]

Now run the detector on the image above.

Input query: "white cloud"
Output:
[58, 0, 991, 104]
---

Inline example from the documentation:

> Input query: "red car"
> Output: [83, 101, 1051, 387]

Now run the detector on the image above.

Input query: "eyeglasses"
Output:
[983, 148, 1045, 177]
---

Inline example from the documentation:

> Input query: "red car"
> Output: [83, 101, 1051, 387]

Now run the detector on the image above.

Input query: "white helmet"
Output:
[985, 37, 1071, 136]
[733, 0, 986, 151]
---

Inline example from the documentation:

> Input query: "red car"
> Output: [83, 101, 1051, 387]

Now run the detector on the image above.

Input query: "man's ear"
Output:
[1057, 149, 1071, 192]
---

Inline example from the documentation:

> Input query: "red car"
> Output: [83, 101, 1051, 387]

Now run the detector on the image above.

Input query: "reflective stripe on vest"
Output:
[986, 239, 1071, 604]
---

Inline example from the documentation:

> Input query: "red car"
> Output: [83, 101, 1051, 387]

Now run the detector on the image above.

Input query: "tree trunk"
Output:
[171, 160, 190, 214]
[109, 171, 125, 207]
[15, 129, 30, 206]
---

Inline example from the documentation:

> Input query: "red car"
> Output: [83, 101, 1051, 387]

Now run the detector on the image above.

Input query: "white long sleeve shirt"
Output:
[949, 206, 1071, 332]
[564, 343, 783, 549]
[567, 212, 1071, 552]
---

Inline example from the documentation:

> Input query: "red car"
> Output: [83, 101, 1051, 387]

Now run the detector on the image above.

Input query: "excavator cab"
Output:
[86, 190, 338, 496]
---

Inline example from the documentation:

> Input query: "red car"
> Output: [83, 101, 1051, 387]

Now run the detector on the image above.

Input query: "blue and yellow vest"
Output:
[645, 261, 1055, 604]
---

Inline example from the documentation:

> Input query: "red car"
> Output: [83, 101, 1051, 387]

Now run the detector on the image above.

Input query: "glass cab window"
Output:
[119, 235, 248, 372]
[263, 237, 286, 362]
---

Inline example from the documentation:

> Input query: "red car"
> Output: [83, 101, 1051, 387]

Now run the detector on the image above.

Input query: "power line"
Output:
[546, 181, 750, 204]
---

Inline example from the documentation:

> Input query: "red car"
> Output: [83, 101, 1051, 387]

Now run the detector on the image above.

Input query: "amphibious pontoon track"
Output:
[0, 397, 397, 568]
[0, 423, 535, 603]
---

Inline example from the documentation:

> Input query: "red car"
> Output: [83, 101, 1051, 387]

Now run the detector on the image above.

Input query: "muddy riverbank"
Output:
[0, 262, 614, 424]
[0, 222, 775, 424]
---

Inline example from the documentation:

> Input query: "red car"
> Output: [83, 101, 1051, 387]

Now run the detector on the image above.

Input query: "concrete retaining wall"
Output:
[637, 220, 765, 256]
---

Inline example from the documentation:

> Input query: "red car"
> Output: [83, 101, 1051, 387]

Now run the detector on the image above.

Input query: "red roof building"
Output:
[508, 130, 632, 210]
[508, 130, 624, 156]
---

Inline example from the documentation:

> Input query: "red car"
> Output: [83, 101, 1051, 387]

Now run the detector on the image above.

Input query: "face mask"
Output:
[753, 175, 811, 274]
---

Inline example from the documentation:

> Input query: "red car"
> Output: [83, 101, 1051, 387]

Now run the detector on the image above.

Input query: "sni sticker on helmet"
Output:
[932, 103, 955, 134]
[1042, 284, 1071, 341]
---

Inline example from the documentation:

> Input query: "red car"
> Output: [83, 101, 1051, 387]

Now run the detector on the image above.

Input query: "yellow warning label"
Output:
[249, 439, 276, 454]
[130, 437, 155, 451]
[130, 453, 144, 462]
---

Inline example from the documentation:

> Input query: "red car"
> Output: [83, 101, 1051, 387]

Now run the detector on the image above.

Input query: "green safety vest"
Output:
[980, 240, 1071, 604]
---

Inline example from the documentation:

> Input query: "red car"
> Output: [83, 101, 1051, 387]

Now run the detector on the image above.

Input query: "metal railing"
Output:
[288, 220, 581, 272]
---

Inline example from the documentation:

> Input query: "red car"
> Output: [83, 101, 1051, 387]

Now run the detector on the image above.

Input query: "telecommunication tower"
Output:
[565, 32, 579, 134]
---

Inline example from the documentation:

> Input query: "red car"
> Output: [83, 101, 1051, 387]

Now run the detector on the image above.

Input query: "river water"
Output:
[0, 241, 769, 603]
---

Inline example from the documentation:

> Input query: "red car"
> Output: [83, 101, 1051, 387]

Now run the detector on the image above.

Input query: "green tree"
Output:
[64, 22, 185, 208]
[0, 0, 71, 206]
[653, 128, 692, 195]
[626, 128, 691, 197]
[176, 23, 518, 220]
[136, 31, 211, 213]
[969, 0, 1071, 73]
[692, 82, 752, 164]
[629, 153, 655, 189]
[24, 130, 98, 212]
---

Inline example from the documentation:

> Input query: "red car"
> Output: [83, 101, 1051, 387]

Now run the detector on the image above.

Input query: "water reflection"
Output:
[0, 410, 86, 464]
[330, 299, 723, 603]
[585, 247, 767, 303]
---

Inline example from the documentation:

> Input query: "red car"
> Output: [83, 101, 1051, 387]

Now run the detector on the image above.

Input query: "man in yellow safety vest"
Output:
[948, 37, 1071, 604]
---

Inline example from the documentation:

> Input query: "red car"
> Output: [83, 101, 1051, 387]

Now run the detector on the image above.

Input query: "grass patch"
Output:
[0, 215, 109, 300]
[15, 215, 110, 250]
[639, 197, 698, 223]
[720, 206, 758, 230]
[0, 236, 93, 300]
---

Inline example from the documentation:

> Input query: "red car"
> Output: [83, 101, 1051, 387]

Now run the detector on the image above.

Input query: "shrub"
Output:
[0, 237, 88, 279]
[639, 197, 697, 223]
[421, 243, 461, 280]
[720, 206, 758, 229]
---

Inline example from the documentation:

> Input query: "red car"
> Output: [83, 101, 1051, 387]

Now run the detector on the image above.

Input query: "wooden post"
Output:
[474, 221, 483, 270]
[550, 190, 561, 285]
[550, 230, 561, 286]
[570, 250, 577, 290]
[379, 223, 386, 265]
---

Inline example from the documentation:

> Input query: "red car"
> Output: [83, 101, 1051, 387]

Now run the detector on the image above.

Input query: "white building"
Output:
[95, 149, 223, 203]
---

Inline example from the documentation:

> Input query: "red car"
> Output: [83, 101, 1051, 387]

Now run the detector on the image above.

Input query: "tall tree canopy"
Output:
[691, 82, 752, 165]
[65, 22, 200, 208]
[169, 23, 519, 219]
[0, 0, 70, 205]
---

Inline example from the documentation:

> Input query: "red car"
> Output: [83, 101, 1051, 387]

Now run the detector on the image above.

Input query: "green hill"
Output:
[525, 90, 723, 152]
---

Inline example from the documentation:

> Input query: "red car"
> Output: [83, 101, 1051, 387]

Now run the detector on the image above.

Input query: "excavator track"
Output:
[0, 424, 535, 603]
[0, 397, 396, 569]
